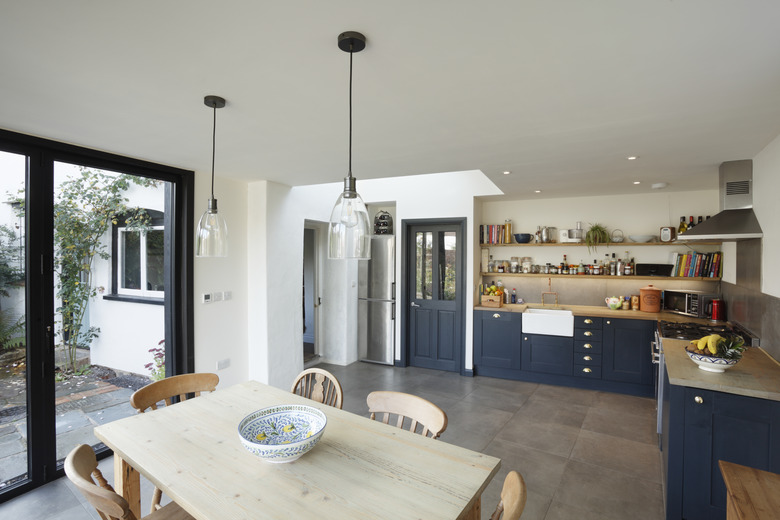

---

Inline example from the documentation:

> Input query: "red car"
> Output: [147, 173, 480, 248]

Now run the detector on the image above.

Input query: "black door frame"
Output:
[0, 129, 194, 502]
[399, 217, 468, 375]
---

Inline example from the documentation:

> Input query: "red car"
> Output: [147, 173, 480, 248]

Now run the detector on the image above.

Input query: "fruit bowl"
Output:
[513, 233, 532, 243]
[685, 349, 740, 373]
[238, 404, 327, 463]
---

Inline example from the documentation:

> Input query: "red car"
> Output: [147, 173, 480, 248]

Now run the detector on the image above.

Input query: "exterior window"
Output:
[117, 226, 164, 296]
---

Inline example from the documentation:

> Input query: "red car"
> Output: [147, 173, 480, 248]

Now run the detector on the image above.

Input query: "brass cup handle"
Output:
[584, 331, 593, 337]
[584, 319, 593, 324]
[583, 368, 592, 373]
[694, 396, 704, 404]
[583, 356, 592, 361]
[584, 343, 593, 349]
[493, 313, 501, 318]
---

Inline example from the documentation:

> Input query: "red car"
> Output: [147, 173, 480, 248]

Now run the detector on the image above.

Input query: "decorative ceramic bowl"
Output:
[514, 233, 532, 243]
[629, 235, 656, 243]
[605, 297, 622, 310]
[685, 349, 740, 373]
[238, 404, 327, 463]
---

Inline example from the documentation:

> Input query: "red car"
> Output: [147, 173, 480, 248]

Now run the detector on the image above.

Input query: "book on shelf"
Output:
[671, 251, 722, 278]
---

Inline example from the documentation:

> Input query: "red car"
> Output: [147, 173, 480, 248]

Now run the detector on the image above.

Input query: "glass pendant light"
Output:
[196, 95, 229, 257]
[328, 31, 371, 260]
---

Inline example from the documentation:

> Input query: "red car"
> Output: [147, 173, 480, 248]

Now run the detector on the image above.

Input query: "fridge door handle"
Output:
[410, 302, 420, 307]
[392, 302, 395, 320]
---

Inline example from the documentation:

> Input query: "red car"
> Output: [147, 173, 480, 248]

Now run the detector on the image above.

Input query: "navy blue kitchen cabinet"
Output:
[663, 380, 780, 520]
[602, 318, 654, 385]
[521, 334, 573, 375]
[474, 311, 653, 396]
[473, 310, 522, 379]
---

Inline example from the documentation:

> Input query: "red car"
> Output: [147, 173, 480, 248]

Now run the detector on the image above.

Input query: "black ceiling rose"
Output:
[338, 31, 366, 53]
[203, 95, 226, 109]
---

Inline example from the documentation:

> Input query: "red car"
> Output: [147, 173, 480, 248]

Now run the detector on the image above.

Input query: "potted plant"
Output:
[584, 223, 610, 253]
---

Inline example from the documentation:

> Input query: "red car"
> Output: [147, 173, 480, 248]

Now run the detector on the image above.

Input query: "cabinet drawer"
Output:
[574, 328, 602, 341]
[574, 352, 601, 365]
[476, 309, 516, 322]
[574, 364, 602, 378]
[575, 316, 603, 329]
[574, 340, 602, 354]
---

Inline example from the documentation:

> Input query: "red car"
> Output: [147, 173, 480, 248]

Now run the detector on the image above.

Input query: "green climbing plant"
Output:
[46, 167, 157, 371]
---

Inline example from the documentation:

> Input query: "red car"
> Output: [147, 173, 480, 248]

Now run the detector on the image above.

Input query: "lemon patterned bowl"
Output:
[685, 349, 740, 373]
[238, 404, 327, 463]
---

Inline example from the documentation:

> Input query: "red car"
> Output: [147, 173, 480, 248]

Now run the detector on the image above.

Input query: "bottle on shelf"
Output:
[697, 216, 703, 225]
[511, 288, 517, 304]
[616, 255, 624, 276]
[688, 216, 696, 229]
[592, 259, 600, 275]
[610, 253, 617, 276]
[678, 216, 688, 234]
[560, 254, 567, 272]
[535, 226, 542, 243]
[623, 251, 632, 276]
[603, 254, 609, 275]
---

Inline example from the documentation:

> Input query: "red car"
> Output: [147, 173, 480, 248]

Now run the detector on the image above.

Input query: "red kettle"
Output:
[710, 299, 726, 322]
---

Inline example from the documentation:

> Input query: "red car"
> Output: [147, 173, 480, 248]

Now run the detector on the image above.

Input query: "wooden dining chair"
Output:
[489, 471, 528, 520]
[129, 373, 219, 512]
[64, 444, 194, 520]
[290, 368, 344, 409]
[366, 390, 448, 439]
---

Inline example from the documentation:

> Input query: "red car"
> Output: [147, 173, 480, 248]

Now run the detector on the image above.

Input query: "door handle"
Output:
[410, 302, 420, 307]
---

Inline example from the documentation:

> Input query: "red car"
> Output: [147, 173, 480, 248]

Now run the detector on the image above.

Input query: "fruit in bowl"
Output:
[685, 334, 746, 373]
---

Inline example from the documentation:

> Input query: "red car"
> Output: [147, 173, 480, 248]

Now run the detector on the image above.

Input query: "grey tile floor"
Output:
[0, 362, 664, 519]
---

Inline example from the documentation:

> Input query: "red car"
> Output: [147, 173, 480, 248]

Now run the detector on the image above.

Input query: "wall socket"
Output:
[202, 290, 232, 303]
[216, 358, 231, 370]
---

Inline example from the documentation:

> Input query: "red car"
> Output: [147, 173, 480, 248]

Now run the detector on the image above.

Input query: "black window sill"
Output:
[102, 294, 164, 306]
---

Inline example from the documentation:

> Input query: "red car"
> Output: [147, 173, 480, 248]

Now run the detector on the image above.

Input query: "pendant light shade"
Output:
[328, 31, 371, 260]
[196, 95, 228, 257]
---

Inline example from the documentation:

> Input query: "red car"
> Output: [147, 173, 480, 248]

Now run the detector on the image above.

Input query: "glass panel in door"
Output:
[0, 151, 28, 490]
[52, 161, 166, 464]
[415, 231, 433, 299]
[440, 231, 457, 301]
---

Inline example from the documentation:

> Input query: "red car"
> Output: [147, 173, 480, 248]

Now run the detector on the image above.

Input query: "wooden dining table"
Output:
[93, 380, 501, 519]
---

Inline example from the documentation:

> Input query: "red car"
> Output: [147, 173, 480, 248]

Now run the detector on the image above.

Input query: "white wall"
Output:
[753, 133, 780, 298]
[244, 170, 502, 389]
[193, 175, 249, 388]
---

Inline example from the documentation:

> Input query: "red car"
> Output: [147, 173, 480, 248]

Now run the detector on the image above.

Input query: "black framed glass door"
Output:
[0, 129, 194, 502]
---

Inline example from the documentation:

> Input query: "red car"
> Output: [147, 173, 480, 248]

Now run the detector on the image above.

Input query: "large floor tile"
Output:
[514, 395, 589, 429]
[0, 478, 82, 520]
[553, 459, 664, 520]
[483, 437, 568, 497]
[570, 429, 662, 483]
[581, 405, 657, 445]
[532, 383, 599, 407]
[493, 413, 581, 458]
[439, 400, 514, 451]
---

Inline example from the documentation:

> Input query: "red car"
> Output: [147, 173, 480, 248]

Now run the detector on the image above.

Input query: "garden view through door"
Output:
[0, 153, 169, 492]
[0, 151, 28, 491]
[51, 161, 167, 463]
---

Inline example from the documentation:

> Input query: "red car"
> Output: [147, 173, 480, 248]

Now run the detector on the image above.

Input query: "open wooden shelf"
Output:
[480, 240, 722, 248]
[479, 272, 720, 281]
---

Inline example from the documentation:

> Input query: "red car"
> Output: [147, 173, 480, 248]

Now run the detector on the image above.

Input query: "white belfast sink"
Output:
[521, 308, 574, 337]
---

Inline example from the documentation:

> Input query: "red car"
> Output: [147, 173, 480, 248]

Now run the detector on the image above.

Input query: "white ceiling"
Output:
[3, 1, 780, 200]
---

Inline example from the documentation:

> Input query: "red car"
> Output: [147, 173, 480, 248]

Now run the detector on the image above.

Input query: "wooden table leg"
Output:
[461, 496, 482, 520]
[113, 453, 141, 518]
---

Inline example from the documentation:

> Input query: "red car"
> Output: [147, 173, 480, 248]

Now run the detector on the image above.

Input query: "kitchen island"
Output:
[661, 338, 780, 520]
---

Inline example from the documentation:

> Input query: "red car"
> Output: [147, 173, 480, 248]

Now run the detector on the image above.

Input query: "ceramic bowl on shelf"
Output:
[513, 233, 532, 243]
[685, 349, 740, 373]
[238, 404, 327, 463]
[629, 235, 656, 243]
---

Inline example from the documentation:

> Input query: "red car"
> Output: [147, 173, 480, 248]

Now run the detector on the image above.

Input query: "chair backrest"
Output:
[290, 368, 343, 409]
[130, 373, 219, 413]
[490, 471, 527, 520]
[366, 391, 448, 439]
[65, 444, 138, 520]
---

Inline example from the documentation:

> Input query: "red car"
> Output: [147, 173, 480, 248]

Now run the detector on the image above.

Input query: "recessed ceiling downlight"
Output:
[627, 156, 639, 160]
[652, 182, 669, 190]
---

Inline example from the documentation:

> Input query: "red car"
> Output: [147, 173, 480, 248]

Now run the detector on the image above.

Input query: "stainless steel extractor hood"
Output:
[678, 159, 763, 241]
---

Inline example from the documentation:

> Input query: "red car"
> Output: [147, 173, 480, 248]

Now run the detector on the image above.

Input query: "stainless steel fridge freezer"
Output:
[358, 235, 395, 364]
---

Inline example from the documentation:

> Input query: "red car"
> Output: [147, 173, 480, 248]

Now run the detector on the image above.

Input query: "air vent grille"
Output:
[726, 180, 750, 196]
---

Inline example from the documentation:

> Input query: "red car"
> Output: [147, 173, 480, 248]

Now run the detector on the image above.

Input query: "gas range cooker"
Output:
[658, 320, 760, 346]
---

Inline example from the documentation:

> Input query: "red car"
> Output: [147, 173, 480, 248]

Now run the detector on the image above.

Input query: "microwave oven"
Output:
[662, 290, 719, 318]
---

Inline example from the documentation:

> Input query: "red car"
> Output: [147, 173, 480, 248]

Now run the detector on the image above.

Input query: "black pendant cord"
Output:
[211, 105, 217, 200]
[348, 48, 353, 180]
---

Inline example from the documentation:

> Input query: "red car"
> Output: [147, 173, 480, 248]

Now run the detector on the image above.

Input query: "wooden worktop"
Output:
[473, 303, 706, 322]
